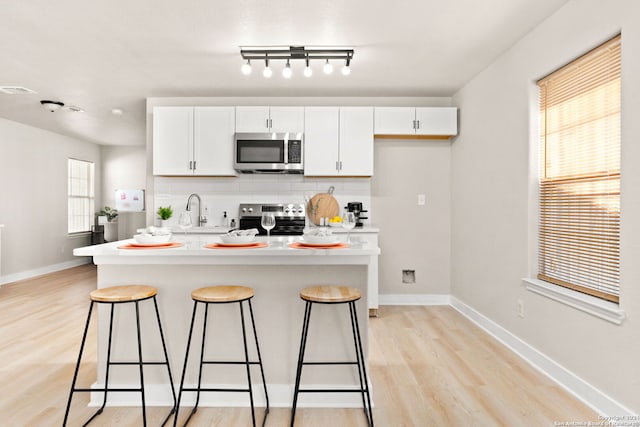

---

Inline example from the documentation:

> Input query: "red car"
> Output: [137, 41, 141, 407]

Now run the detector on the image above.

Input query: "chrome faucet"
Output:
[186, 193, 207, 227]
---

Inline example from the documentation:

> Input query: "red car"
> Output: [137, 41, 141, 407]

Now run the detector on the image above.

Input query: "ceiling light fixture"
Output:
[263, 59, 272, 78]
[323, 59, 333, 75]
[241, 60, 252, 75]
[240, 45, 353, 79]
[304, 59, 313, 78]
[282, 59, 292, 79]
[40, 100, 64, 112]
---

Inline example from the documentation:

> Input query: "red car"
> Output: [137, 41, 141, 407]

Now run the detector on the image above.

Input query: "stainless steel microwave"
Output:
[234, 132, 304, 173]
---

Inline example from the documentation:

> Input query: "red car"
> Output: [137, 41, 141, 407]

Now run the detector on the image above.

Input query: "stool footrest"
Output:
[202, 360, 261, 365]
[302, 361, 358, 365]
[108, 361, 170, 366]
[72, 387, 144, 393]
[181, 387, 251, 393]
[298, 388, 368, 393]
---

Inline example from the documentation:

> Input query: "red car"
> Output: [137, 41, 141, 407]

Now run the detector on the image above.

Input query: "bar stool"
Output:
[63, 285, 177, 427]
[291, 285, 374, 427]
[174, 285, 269, 427]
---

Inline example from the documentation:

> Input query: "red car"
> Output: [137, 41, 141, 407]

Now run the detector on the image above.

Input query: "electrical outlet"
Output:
[517, 299, 524, 318]
[402, 270, 416, 284]
[417, 194, 426, 206]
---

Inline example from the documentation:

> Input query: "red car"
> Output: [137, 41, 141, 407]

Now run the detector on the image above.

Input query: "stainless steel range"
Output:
[239, 203, 306, 235]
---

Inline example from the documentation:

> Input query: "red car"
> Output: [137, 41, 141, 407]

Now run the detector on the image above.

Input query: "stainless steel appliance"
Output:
[345, 202, 368, 228]
[239, 203, 306, 235]
[234, 132, 304, 173]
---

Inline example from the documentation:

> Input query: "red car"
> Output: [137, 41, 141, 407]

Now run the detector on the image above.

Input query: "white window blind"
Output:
[537, 34, 621, 303]
[68, 158, 95, 234]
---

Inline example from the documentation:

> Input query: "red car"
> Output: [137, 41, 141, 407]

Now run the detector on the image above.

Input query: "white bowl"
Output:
[220, 234, 256, 244]
[302, 234, 339, 244]
[329, 222, 342, 227]
[133, 233, 172, 244]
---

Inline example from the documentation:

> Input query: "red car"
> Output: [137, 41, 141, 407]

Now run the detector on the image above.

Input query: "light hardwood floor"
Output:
[0, 265, 598, 426]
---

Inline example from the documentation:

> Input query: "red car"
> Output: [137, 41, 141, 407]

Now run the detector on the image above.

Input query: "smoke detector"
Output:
[40, 100, 64, 112]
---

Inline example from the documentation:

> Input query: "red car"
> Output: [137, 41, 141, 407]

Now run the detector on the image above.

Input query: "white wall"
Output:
[0, 118, 101, 282]
[451, 0, 640, 412]
[372, 139, 451, 297]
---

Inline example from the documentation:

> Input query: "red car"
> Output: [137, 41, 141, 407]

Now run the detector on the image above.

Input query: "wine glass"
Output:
[261, 212, 276, 244]
[178, 211, 193, 241]
[342, 212, 356, 244]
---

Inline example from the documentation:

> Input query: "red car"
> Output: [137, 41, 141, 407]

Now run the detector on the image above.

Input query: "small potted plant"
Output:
[98, 206, 119, 242]
[157, 206, 173, 227]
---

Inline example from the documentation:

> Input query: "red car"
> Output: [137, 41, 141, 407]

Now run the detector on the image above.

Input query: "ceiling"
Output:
[0, 0, 569, 146]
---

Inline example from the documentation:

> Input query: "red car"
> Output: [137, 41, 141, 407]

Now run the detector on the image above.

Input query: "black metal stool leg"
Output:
[152, 296, 177, 427]
[239, 301, 257, 427]
[291, 301, 313, 427]
[134, 301, 148, 427]
[248, 299, 270, 427]
[348, 301, 368, 413]
[174, 300, 199, 427]
[351, 301, 374, 427]
[63, 301, 94, 427]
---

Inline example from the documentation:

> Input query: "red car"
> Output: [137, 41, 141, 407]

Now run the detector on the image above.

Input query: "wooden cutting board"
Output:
[307, 187, 339, 225]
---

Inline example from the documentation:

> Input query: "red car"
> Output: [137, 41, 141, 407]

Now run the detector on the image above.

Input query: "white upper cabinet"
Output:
[153, 106, 236, 176]
[374, 107, 457, 137]
[304, 107, 340, 176]
[153, 107, 193, 175]
[236, 106, 304, 133]
[304, 106, 374, 177]
[193, 107, 236, 176]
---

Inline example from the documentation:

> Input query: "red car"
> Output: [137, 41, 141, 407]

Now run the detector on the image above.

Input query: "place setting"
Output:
[204, 228, 267, 249]
[118, 227, 183, 250]
[289, 213, 356, 249]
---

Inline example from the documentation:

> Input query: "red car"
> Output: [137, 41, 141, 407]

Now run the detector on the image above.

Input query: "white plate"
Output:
[133, 233, 172, 244]
[301, 235, 338, 244]
[128, 241, 174, 247]
[215, 241, 262, 247]
[299, 240, 342, 247]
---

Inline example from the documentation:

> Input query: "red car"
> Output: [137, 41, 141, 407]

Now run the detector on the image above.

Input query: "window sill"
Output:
[67, 232, 91, 240]
[522, 278, 626, 325]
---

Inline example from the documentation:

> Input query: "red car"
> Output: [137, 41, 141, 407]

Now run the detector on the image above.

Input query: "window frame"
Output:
[67, 158, 95, 235]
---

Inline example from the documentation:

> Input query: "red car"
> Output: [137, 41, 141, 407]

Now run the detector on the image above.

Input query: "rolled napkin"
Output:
[227, 228, 259, 236]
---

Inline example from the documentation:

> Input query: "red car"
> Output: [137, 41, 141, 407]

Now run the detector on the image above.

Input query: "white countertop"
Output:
[74, 234, 380, 265]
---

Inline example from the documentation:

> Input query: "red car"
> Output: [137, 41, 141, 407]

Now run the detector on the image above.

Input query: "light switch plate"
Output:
[418, 194, 426, 206]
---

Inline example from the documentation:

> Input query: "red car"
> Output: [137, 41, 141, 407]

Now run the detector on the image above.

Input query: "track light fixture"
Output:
[40, 100, 64, 112]
[240, 45, 353, 79]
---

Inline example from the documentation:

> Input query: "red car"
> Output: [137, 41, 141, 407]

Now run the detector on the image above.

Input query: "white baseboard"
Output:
[449, 296, 634, 417]
[89, 382, 373, 408]
[378, 293, 450, 306]
[0, 258, 91, 286]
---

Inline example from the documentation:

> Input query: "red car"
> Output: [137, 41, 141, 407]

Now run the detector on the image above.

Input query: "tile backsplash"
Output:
[153, 175, 371, 228]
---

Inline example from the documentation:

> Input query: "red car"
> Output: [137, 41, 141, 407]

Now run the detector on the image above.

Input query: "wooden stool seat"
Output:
[191, 285, 255, 303]
[89, 285, 157, 303]
[300, 285, 361, 303]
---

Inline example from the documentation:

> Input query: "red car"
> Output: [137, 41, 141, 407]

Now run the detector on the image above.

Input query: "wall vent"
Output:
[0, 86, 37, 95]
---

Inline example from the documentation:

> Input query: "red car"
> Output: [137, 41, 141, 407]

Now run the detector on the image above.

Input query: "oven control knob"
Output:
[248, 208, 253, 213]
[241, 208, 247, 213]
[297, 208, 304, 214]
[284, 208, 291, 214]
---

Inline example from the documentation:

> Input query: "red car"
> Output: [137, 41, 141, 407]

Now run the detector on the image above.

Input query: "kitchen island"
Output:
[73, 235, 380, 409]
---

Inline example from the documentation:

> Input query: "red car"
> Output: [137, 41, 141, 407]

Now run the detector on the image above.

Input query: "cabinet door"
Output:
[304, 107, 340, 176]
[270, 107, 305, 133]
[416, 107, 458, 136]
[339, 107, 374, 176]
[374, 107, 415, 135]
[153, 107, 193, 175]
[193, 107, 237, 176]
[235, 106, 270, 132]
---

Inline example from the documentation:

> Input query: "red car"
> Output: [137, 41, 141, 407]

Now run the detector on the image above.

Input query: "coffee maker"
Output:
[345, 202, 368, 228]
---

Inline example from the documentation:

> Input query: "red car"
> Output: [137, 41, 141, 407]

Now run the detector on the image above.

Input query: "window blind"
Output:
[537, 34, 621, 303]
[68, 158, 95, 234]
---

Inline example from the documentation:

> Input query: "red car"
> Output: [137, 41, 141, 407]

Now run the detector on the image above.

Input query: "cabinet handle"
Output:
[189, 160, 193, 170]
[339, 161, 343, 171]
[266, 119, 269, 129]
[416, 120, 420, 129]
[193, 160, 197, 170]
[336, 161, 339, 171]
[412, 120, 416, 129]
[269, 118, 273, 128]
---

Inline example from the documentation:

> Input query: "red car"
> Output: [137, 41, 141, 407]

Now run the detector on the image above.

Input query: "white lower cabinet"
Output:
[153, 106, 236, 176]
[304, 106, 374, 176]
